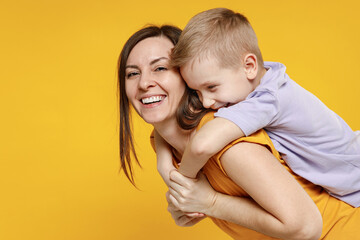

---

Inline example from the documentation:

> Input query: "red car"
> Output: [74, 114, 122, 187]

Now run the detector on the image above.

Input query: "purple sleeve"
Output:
[214, 91, 279, 136]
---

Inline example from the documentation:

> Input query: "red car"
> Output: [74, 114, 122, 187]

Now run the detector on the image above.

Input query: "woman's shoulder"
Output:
[199, 112, 277, 154]
[196, 112, 215, 129]
[150, 129, 155, 151]
[197, 112, 283, 162]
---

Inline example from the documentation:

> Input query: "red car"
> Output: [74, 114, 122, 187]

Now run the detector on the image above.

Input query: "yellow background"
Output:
[1, 0, 359, 239]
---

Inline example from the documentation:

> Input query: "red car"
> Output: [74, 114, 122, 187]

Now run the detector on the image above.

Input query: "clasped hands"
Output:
[166, 169, 217, 226]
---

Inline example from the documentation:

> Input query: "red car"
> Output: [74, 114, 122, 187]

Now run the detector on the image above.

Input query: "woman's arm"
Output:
[154, 130, 177, 186]
[154, 130, 206, 218]
[169, 142, 322, 240]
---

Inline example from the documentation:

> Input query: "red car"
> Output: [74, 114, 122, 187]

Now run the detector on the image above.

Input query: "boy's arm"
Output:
[178, 117, 244, 178]
[154, 130, 176, 187]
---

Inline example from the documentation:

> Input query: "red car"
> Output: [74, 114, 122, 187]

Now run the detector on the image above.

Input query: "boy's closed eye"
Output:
[207, 85, 217, 91]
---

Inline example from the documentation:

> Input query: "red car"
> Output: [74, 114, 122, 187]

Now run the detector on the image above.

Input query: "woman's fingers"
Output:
[167, 189, 184, 207]
[165, 191, 171, 202]
[185, 215, 206, 226]
[168, 178, 184, 194]
[169, 171, 217, 214]
[169, 190, 205, 217]
[166, 195, 192, 226]
[169, 170, 197, 200]
[169, 169, 192, 187]
[185, 212, 205, 218]
[166, 190, 180, 210]
[166, 191, 205, 227]
[176, 215, 206, 227]
[168, 172, 189, 205]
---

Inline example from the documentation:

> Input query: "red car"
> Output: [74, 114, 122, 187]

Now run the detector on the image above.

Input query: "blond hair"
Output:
[171, 8, 263, 69]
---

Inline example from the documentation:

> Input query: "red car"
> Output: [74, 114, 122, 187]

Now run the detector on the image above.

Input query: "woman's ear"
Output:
[243, 54, 258, 80]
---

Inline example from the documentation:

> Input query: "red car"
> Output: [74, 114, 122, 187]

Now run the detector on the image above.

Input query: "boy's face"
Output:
[180, 57, 255, 110]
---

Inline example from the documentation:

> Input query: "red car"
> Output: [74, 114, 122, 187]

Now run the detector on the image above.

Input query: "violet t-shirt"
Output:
[215, 61, 360, 207]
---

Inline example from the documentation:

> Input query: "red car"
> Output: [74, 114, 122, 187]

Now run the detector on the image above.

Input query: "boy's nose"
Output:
[202, 97, 216, 109]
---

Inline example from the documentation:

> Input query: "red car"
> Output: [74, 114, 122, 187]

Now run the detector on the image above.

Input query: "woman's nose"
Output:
[138, 72, 156, 90]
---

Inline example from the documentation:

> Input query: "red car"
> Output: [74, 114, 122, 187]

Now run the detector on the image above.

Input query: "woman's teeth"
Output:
[141, 96, 164, 104]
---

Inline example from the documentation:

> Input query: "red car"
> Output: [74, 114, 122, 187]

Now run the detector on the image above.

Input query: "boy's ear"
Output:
[243, 54, 258, 80]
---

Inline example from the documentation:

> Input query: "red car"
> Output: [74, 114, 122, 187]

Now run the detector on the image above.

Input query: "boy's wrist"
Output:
[178, 167, 197, 179]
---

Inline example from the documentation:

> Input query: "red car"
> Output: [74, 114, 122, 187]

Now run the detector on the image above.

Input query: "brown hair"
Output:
[171, 8, 263, 69]
[176, 87, 210, 130]
[118, 25, 208, 186]
[118, 25, 181, 185]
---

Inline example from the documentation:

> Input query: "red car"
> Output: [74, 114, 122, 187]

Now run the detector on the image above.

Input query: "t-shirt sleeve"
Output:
[212, 129, 282, 176]
[150, 130, 156, 152]
[214, 90, 279, 136]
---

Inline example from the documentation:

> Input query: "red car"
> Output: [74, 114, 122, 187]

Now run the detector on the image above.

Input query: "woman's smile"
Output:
[140, 95, 166, 107]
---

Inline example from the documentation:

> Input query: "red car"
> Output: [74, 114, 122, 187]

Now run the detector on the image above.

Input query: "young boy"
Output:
[156, 8, 360, 207]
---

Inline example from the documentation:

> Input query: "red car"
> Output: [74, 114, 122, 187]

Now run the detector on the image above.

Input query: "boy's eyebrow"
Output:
[200, 81, 213, 87]
[125, 57, 168, 69]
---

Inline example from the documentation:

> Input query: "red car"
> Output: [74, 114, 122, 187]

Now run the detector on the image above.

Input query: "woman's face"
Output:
[125, 37, 186, 125]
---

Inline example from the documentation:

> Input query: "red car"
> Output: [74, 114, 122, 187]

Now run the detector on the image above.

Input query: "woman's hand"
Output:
[168, 170, 217, 215]
[165, 191, 206, 227]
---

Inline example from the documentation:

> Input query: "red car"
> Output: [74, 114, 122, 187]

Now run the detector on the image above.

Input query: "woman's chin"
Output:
[141, 113, 168, 125]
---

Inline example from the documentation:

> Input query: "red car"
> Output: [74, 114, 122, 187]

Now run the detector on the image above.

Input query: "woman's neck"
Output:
[153, 118, 193, 155]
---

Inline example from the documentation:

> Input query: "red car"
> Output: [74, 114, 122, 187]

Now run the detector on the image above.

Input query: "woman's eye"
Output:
[155, 66, 167, 72]
[207, 85, 217, 90]
[126, 72, 139, 78]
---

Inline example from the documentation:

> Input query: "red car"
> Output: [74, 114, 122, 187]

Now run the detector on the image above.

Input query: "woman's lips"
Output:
[140, 95, 166, 107]
[141, 95, 165, 104]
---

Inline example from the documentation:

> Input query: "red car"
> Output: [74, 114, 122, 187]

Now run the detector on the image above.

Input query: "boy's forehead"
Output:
[180, 63, 216, 89]
[180, 57, 198, 72]
[179, 61, 196, 83]
[182, 55, 219, 72]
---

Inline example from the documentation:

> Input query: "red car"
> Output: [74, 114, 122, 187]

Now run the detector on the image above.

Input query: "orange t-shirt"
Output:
[151, 112, 360, 239]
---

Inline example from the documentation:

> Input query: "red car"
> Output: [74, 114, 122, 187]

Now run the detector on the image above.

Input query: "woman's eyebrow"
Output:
[125, 65, 138, 69]
[125, 57, 168, 69]
[150, 57, 168, 65]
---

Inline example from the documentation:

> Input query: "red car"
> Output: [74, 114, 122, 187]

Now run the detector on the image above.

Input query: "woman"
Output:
[118, 25, 359, 240]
